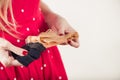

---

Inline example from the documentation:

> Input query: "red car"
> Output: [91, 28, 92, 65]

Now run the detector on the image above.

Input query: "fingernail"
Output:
[59, 34, 64, 36]
[65, 32, 69, 34]
[68, 41, 71, 44]
[22, 51, 28, 56]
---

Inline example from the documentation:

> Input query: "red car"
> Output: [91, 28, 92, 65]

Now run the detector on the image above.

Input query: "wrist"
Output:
[44, 12, 61, 27]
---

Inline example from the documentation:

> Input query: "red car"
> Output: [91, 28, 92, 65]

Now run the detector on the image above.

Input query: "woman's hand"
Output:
[45, 13, 80, 48]
[40, 1, 79, 48]
[0, 49, 22, 67]
[0, 38, 26, 67]
[0, 38, 27, 56]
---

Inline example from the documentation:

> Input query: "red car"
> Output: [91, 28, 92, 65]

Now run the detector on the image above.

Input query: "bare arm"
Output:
[40, 1, 52, 17]
[40, 1, 80, 48]
[40, 1, 58, 27]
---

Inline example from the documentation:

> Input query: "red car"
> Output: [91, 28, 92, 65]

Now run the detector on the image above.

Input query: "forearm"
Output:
[40, 1, 60, 26]
[40, 1, 53, 17]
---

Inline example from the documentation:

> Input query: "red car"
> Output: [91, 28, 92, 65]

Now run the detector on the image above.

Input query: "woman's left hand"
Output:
[46, 13, 80, 48]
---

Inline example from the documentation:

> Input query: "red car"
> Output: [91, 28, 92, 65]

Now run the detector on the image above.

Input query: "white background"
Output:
[43, 0, 120, 80]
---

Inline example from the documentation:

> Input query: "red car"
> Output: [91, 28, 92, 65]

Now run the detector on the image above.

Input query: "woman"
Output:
[0, 0, 79, 80]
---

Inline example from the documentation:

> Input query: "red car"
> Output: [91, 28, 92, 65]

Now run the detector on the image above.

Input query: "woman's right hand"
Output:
[0, 49, 23, 67]
[0, 38, 27, 67]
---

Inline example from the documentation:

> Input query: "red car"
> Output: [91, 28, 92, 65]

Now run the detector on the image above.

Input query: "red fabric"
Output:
[0, 0, 68, 80]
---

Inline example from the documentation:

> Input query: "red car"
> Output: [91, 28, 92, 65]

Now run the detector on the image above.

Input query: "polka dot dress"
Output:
[0, 0, 68, 80]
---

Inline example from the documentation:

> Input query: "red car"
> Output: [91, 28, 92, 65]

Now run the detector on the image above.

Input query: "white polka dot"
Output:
[38, 29, 40, 32]
[26, 27, 30, 31]
[58, 76, 62, 80]
[33, 17, 36, 21]
[14, 77, 17, 80]
[21, 66, 24, 68]
[21, 9, 24, 13]
[48, 50, 50, 53]
[43, 64, 47, 67]
[17, 39, 20, 43]
[0, 66, 4, 70]
[30, 77, 34, 80]
[41, 67, 43, 70]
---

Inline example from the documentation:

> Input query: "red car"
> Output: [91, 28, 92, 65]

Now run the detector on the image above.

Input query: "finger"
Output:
[68, 39, 80, 48]
[60, 42, 68, 45]
[58, 27, 65, 36]
[9, 45, 28, 56]
[11, 60, 23, 66]
[25, 36, 31, 43]
[65, 26, 76, 33]
[2, 57, 23, 67]
[1, 56, 14, 67]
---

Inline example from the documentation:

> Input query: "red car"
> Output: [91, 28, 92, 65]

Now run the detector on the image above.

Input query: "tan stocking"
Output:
[26, 29, 79, 48]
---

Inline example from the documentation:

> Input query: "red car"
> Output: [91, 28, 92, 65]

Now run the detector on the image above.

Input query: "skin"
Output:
[0, 0, 80, 67]
[40, 1, 80, 48]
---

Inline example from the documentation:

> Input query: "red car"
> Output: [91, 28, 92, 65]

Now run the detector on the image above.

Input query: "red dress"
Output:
[0, 0, 68, 80]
